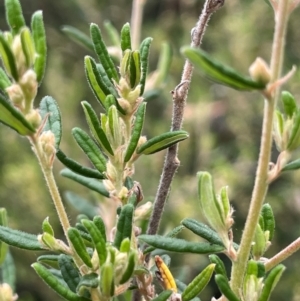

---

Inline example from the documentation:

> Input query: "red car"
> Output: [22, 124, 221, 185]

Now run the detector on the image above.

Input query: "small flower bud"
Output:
[117, 78, 131, 99]
[106, 161, 117, 182]
[19, 70, 38, 106]
[0, 283, 18, 301]
[25, 109, 42, 129]
[134, 201, 152, 222]
[5, 84, 24, 107]
[118, 186, 129, 202]
[126, 85, 141, 103]
[117, 98, 131, 114]
[103, 179, 115, 194]
[12, 35, 26, 76]
[39, 130, 56, 158]
[249, 57, 271, 85]
[137, 136, 147, 147]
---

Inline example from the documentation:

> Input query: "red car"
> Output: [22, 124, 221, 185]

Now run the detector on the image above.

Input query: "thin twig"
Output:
[145, 0, 224, 245]
[265, 237, 300, 271]
[131, 0, 146, 49]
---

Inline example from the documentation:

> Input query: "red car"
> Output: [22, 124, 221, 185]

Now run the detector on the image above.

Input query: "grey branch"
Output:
[145, 0, 225, 249]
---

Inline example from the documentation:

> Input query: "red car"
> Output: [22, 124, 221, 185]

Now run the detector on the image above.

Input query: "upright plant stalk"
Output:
[146, 0, 224, 241]
[131, 0, 146, 49]
[31, 138, 71, 236]
[230, 0, 290, 295]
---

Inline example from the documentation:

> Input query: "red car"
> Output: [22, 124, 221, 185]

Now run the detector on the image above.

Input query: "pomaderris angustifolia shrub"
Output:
[0, 0, 300, 300]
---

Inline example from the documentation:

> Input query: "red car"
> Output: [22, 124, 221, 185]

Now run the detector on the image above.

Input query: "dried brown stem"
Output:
[145, 0, 224, 246]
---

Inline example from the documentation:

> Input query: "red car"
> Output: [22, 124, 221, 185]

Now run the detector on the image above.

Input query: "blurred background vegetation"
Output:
[0, 0, 300, 300]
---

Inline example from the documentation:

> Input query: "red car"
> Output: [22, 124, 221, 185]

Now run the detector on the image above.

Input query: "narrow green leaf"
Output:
[182, 218, 224, 246]
[103, 21, 120, 47]
[182, 264, 215, 301]
[151, 290, 173, 301]
[139, 37, 153, 95]
[5, 0, 25, 35]
[120, 23, 131, 51]
[0, 67, 11, 90]
[0, 33, 18, 81]
[252, 224, 266, 259]
[124, 102, 146, 162]
[72, 127, 107, 173]
[261, 204, 275, 241]
[75, 230, 92, 245]
[113, 204, 134, 249]
[281, 91, 297, 118]
[287, 109, 300, 151]
[124, 176, 134, 190]
[137, 130, 189, 155]
[65, 191, 98, 219]
[61, 25, 94, 52]
[155, 42, 172, 86]
[56, 149, 105, 180]
[215, 275, 241, 301]
[31, 11, 47, 84]
[138, 235, 224, 254]
[144, 225, 185, 254]
[282, 158, 300, 171]
[39, 96, 62, 149]
[209, 254, 227, 279]
[176, 280, 201, 301]
[100, 262, 114, 297]
[245, 260, 265, 278]
[20, 27, 35, 68]
[107, 105, 121, 145]
[258, 265, 285, 301]
[42, 217, 54, 236]
[32, 263, 90, 301]
[96, 65, 119, 100]
[81, 219, 107, 265]
[0, 225, 44, 251]
[37, 254, 60, 269]
[0, 209, 8, 228]
[130, 51, 141, 88]
[120, 49, 131, 78]
[60, 169, 109, 197]
[81, 100, 114, 155]
[75, 223, 89, 234]
[119, 251, 136, 284]
[76, 273, 99, 295]
[0, 251, 16, 291]
[0, 208, 8, 265]
[85, 56, 110, 108]
[67, 228, 93, 268]
[120, 238, 131, 253]
[274, 110, 284, 137]
[197, 172, 225, 233]
[0, 93, 35, 135]
[90, 23, 119, 82]
[58, 254, 81, 293]
[93, 216, 106, 243]
[181, 47, 266, 91]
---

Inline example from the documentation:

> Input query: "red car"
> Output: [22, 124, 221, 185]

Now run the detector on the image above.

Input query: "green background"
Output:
[0, 0, 300, 300]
